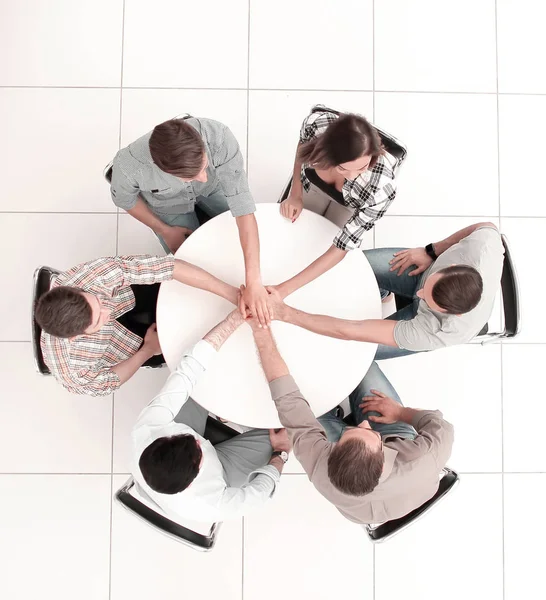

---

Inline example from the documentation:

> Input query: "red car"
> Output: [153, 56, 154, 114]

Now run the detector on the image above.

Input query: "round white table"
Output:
[157, 203, 381, 429]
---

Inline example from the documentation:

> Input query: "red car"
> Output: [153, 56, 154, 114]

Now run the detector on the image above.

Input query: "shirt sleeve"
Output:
[393, 315, 448, 352]
[41, 334, 122, 396]
[213, 125, 255, 218]
[134, 341, 217, 429]
[270, 375, 330, 476]
[404, 410, 455, 470]
[299, 110, 338, 144]
[215, 465, 280, 518]
[333, 163, 397, 251]
[110, 156, 141, 211]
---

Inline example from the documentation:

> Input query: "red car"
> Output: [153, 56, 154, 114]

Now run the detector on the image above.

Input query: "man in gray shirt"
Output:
[266, 222, 504, 358]
[110, 115, 271, 326]
[249, 319, 454, 524]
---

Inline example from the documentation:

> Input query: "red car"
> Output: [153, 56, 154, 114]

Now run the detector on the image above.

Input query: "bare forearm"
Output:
[236, 213, 261, 284]
[173, 259, 238, 304]
[203, 311, 243, 351]
[253, 329, 289, 382]
[127, 197, 169, 235]
[434, 222, 497, 255]
[284, 306, 397, 346]
[399, 407, 420, 425]
[280, 245, 346, 297]
[289, 145, 304, 197]
[111, 346, 154, 384]
[268, 455, 285, 474]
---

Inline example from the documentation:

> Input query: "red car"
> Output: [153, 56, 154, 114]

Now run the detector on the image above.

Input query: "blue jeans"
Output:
[363, 248, 426, 361]
[317, 362, 416, 442]
[155, 190, 230, 253]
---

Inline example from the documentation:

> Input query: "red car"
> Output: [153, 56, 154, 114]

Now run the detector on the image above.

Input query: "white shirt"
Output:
[132, 340, 280, 523]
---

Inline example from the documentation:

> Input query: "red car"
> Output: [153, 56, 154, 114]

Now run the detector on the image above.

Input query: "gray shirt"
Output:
[110, 117, 255, 218]
[271, 375, 454, 525]
[394, 226, 504, 351]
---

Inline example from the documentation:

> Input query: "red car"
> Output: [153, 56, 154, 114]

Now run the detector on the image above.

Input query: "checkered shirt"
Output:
[41, 255, 175, 396]
[299, 109, 400, 251]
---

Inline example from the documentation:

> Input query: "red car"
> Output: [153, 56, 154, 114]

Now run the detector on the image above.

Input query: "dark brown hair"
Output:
[139, 434, 202, 494]
[35, 286, 92, 338]
[298, 113, 383, 169]
[327, 437, 384, 496]
[149, 119, 205, 178]
[432, 265, 483, 315]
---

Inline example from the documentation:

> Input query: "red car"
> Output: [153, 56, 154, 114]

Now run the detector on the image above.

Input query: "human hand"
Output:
[265, 286, 288, 321]
[160, 225, 193, 253]
[267, 283, 289, 301]
[269, 428, 292, 453]
[359, 390, 404, 424]
[280, 194, 304, 223]
[240, 281, 271, 328]
[389, 247, 433, 276]
[143, 323, 162, 356]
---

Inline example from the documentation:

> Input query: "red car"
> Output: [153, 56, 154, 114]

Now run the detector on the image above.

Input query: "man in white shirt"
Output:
[132, 309, 290, 523]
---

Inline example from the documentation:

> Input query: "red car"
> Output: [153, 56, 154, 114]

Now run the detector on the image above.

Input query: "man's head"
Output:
[35, 286, 111, 338]
[327, 421, 384, 496]
[149, 119, 208, 182]
[139, 434, 203, 494]
[417, 265, 483, 315]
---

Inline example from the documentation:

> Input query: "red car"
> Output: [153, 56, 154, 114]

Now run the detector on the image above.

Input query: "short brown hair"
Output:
[35, 286, 92, 338]
[432, 265, 483, 315]
[149, 119, 205, 178]
[327, 437, 384, 496]
[298, 113, 384, 169]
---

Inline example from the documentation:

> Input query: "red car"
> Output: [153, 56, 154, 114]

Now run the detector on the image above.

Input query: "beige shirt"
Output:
[271, 375, 454, 524]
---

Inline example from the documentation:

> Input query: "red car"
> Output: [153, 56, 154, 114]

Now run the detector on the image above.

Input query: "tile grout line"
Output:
[243, 4, 251, 599]
[110, 5, 125, 598]
[3, 211, 545, 218]
[115, 0, 126, 258]
[4, 85, 546, 96]
[372, 0, 376, 253]
[494, 3, 506, 597]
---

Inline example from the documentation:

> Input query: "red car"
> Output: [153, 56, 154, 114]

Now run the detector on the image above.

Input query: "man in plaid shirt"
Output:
[36, 255, 239, 396]
[277, 107, 402, 299]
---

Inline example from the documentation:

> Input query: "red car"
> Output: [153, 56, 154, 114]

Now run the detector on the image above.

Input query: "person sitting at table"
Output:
[110, 114, 271, 326]
[264, 222, 504, 360]
[248, 316, 454, 524]
[36, 254, 240, 396]
[132, 309, 290, 523]
[276, 106, 401, 301]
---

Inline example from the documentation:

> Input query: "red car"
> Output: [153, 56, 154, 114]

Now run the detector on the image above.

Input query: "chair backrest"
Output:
[115, 417, 240, 550]
[500, 234, 520, 338]
[103, 161, 113, 184]
[365, 467, 460, 543]
[31, 266, 61, 375]
[310, 104, 408, 170]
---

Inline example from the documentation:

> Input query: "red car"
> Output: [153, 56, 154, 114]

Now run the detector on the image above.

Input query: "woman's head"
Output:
[298, 113, 383, 180]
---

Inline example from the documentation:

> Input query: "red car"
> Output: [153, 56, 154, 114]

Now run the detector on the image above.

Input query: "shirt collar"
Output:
[378, 446, 398, 484]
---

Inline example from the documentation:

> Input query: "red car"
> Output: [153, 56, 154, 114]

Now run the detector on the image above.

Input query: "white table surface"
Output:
[157, 203, 381, 429]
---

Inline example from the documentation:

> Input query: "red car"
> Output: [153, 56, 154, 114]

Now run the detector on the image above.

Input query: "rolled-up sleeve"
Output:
[110, 157, 141, 211]
[216, 465, 280, 518]
[271, 375, 330, 476]
[61, 365, 121, 397]
[114, 255, 175, 286]
[213, 125, 255, 217]
[394, 315, 446, 352]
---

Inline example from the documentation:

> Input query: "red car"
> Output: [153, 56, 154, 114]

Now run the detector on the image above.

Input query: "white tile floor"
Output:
[1, 1, 544, 599]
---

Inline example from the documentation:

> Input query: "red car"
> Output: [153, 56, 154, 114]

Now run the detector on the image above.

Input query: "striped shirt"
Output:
[110, 116, 255, 218]
[299, 109, 400, 251]
[41, 255, 175, 397]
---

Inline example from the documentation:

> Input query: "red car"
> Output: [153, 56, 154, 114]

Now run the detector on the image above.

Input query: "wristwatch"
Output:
[425, 243, 438, 261]
[272, 450, 289, 463]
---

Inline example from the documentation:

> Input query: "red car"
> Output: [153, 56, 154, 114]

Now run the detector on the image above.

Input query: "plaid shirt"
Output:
[41, 255, 175, 397]
[299, 109, 400, 251]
